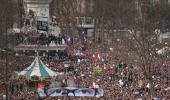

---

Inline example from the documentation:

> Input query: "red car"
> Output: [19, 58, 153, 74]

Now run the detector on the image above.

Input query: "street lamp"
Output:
[1, 49, 9, 100]
[4, 31, 9, 100]
[5, 52, 9, 100]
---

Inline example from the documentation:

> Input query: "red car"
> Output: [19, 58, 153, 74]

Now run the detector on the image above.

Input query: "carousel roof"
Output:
[18, 57, 58, 78]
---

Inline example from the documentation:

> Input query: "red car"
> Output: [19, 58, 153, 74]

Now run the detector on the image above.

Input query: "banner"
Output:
[37, 86, 103, 97]
[93, 66, 102, 73]
[37, 21, 48, 31]
[47, 88, 63, 96]
[74, 88, 95, 96]
[37, 17, 48, 31]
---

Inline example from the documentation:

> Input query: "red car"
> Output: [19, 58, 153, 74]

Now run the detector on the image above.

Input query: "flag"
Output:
[93, 66, 102, 73]
[37, 83, 45, 88]
[37, 83, 46, 97]
[97, 54, 101, 60]
[92, 54, 97, 62]
[92, 82, 96, 88]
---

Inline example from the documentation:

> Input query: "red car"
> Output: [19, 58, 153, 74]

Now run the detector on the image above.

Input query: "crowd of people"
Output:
[15, 33, 73, 46]
[0, 34, 170, 100]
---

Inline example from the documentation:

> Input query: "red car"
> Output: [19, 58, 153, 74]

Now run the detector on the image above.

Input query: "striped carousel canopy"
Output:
[18, 57, 58, 78]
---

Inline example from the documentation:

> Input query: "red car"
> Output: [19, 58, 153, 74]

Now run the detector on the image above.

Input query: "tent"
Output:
[18, 57, 58, 78]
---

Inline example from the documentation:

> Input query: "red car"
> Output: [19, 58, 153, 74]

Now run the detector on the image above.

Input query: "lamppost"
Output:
[5, 51, 8, 100]
[5, 31, 9, 100]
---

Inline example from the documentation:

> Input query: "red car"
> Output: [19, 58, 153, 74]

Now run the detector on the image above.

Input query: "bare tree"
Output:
[93, 0, 169, 98]
[52, 0, 81, 35]
[0, 0, 24, 48]
[121, 0, 168, 97]
[93, 0, 137, 43]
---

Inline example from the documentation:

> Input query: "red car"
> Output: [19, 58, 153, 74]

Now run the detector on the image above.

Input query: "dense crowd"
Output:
[15, 33, 73, 46]
[0, 34, 170, 100]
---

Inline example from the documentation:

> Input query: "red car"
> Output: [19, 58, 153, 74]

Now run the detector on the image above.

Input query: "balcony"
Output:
[76, 17, 94, 28]
[159, 32, 170, 41]
[24, 0, 52, 4]
[14, 44, 67, 51]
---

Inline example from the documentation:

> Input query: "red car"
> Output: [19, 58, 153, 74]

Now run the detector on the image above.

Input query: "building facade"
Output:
[50, 0, 95, 37]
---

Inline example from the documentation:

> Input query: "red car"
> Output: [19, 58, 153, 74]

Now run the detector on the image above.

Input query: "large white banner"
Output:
[37, 87, 103, 97]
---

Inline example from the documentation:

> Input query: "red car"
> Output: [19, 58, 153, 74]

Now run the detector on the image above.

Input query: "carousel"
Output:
[18, 56, 59, 80]
[15, 56, 64, 91]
